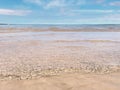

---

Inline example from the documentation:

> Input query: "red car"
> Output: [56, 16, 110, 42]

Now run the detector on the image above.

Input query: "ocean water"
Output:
[0, 24, 120, 29]
[0, 24, 120, 42]
[0, 31, 120, 42]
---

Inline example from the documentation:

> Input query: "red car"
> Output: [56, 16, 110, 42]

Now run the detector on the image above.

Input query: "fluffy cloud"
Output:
[72, 9, 114, 13]
[109, 1, 120, 6]
[23, 0, 120, 8]
[0, 9, 32, 16]
[74, 13, 120, 24]
[46, 0, 65, 8]
[24, 0, 42, 5]
[23, 0, 86, 8]
[96, 0, 105, 3]
[103, 14, 120, 20]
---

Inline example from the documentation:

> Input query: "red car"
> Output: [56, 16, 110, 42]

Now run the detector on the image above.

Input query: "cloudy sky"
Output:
[0, 0, 120, 24]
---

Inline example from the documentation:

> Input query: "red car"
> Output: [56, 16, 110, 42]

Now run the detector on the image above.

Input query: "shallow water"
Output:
[0, 24, 120, 29]
[0, 28, 120, 79]
[0, 32, 120, 42]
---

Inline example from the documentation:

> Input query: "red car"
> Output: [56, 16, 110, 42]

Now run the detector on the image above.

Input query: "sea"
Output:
[0, 24, 120, 29]
[0, 24, 120, 42]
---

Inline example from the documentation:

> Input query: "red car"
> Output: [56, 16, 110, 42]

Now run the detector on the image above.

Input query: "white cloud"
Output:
[46, 0, 65, 8]
[103, 14, 120, 20]
[73, 13, 120, 24]
[23, 0, 86, 8]
[24, 0, 42, 5]
[23, 0, 86, 16]
[0, 9, 32, 16]
[109, 1, 120, 6]
[96, 0, 105, 4]
[72, 9, 114, 13]
[61, 9, 120, 18]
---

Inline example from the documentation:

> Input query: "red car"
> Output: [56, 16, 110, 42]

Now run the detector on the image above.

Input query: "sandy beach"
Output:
[0, 72, 120, 90]
[0, 27, 120, 90]
[1, 0, 120, 89]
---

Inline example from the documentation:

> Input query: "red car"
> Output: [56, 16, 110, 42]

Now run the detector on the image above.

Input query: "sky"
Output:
[0, 0, 120, 24]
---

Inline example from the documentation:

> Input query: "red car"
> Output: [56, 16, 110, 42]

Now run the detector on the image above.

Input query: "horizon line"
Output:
[1, 23, 120, 25]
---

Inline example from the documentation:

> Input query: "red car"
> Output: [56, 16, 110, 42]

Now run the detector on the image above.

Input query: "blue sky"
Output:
[0, 0, 120, 24]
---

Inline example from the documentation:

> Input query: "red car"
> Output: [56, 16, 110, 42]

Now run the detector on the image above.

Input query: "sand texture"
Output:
[0, 72, 120, 90]
[0, 27, 120, 90]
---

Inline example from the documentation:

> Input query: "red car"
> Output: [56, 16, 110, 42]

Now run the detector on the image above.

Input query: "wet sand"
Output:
[0, 28, 120, 89]
[0, 27, 120, 33]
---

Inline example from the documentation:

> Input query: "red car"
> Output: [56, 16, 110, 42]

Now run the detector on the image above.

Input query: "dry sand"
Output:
[0, 72, 120, 90]
[0, 28, 120, 90]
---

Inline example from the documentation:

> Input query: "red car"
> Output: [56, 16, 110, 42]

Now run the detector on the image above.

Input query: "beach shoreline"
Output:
[0, 27, 120, 89]
[0, 32, 120, 80]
